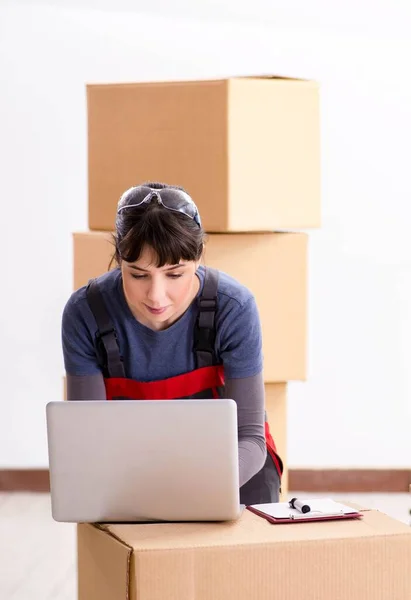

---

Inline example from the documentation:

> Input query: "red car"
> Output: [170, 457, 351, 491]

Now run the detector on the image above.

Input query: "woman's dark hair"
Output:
[112, 182, 205, 267]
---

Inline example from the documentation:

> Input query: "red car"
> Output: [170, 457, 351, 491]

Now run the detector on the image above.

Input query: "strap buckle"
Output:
[98, 326, 117, 338]
[198, 298, 217, 311]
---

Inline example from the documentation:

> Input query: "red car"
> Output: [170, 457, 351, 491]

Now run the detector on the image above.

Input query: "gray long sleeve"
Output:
[66, 373, 106, 401]
[66, 371, 267, 487]
[223, 373, 267, 487]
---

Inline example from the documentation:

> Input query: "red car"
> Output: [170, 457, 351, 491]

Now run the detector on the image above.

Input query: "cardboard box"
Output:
[77, 507, 411, 600]
[73, 231, 115, 292]
[87, 76, 321, 232]
[73, 231, 307, 382]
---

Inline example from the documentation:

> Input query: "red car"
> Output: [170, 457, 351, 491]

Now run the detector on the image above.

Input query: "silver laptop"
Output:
[46, 399, 240, 523]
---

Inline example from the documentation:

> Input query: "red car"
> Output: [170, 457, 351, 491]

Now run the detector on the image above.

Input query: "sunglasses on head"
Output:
[117, 185, 202, 227]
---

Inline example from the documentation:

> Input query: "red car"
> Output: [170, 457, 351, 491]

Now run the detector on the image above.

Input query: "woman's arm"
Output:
[217, 293, 267, 487]
[66, 373, 107, 401]
[224, 373, 267, 487]
[62, 291, 106, 400]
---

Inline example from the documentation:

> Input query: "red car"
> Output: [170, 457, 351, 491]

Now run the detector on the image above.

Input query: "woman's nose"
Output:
[146, 279, 165, 305]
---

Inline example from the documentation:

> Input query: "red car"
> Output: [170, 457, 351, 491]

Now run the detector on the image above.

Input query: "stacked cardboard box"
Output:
[87, 78, 320, 232]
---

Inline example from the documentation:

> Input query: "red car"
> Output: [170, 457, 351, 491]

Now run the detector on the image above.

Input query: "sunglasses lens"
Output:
[161, 190, 197, 218]
[118, 186, 149, 208]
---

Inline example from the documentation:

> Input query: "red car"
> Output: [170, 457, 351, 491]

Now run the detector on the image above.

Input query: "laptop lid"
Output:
[46, 399, 240, 523]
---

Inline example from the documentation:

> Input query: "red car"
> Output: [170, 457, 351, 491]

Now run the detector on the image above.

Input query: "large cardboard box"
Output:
[87, 76, 320, 232]
[77, 507, 411, 600]
[73, 231, 307, 382]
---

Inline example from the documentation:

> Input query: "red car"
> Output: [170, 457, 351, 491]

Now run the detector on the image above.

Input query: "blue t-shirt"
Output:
[62, 266, 263, 381]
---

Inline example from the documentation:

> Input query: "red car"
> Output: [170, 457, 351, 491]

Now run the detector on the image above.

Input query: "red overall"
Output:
[86, 268, 283, 505]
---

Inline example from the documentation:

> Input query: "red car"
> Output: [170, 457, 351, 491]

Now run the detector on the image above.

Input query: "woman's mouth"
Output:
[145, 305, 168, 315]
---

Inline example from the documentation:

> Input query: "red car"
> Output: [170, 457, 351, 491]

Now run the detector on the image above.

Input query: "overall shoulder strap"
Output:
[194, 267, 219, 368]
[86, 279, 125, 379]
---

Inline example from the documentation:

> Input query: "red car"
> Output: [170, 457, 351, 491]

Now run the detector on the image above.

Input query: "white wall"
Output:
[0, 0, 410, 468]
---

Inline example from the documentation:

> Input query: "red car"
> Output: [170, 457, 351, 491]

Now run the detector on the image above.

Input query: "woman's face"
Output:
[121, 245, 200, 331]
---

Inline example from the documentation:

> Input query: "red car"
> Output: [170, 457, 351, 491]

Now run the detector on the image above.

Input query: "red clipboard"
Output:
[247, 504, 363, 524]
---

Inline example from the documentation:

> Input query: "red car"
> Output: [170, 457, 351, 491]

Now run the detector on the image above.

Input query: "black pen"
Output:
[289, 497, 311, 514]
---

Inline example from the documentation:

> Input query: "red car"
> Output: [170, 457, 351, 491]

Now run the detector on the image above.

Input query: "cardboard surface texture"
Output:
[87, 76, 320, 232]
[72, 231, 307, 382]
[77, 508, 411, 600]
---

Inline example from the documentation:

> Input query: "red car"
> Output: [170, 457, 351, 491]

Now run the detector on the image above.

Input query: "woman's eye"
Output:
[130, 273, 182, 280]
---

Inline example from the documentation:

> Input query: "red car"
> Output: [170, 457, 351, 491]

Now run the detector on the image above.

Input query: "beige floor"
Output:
[0, 491, 409, 600]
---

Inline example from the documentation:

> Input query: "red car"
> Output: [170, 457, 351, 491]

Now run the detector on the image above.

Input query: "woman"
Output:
[62, 182, 282, 505]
